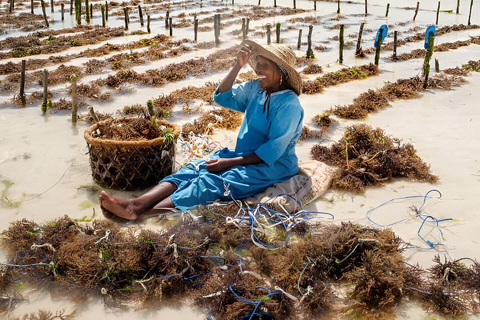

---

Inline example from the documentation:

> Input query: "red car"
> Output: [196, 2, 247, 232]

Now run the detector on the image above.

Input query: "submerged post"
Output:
[71, 74, 78, 123]
[435, 58, 439, 72]
[88, 107, 100, 123]
[413, 2, 419, 21]
[364, 0, 367, 16]
[105, 1, 108, 20]
[456, 0, 460, 14]
[339, 24, 344, 63]
[75, 0, 81, 25]
[274, 0, 276, 8]
[165, 10, 169, 28]
[32, 0, 34, 14]
[147, 15, 151, 33]
[314, 0, 316, 11]
[355, 22, 364, 56]
[41, 0, 49, 27]
[169, 17, 173, 36]
[214, 14, 220, 45]
[293, 0, 296, 10]
[337, 0, 340, 14]
[386, 3, 390, 17]
[61, 3, 64, 20]
[50, 0, 53, 13]
[19, 60, 26, 105]
[70, 0, 73, 14]
[307, 25, 313, 58]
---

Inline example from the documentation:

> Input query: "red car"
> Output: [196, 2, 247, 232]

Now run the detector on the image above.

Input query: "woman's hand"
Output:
[206, 158, 232, 173]
[237, 45, 254, 68]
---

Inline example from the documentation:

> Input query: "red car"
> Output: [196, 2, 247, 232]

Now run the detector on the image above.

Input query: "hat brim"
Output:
[241, 40, 303, 96]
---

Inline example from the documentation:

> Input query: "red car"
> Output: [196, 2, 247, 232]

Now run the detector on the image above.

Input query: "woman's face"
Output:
[255, 55, 282, 91]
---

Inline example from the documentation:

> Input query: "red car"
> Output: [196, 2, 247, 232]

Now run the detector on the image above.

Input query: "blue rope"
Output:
[162, 273, 206, 281]
[366, 189, 452, 249]
[229, 285, 282, 320]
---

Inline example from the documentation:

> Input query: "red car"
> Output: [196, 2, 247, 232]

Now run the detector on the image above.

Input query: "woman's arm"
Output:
[206, 153, 263, 173]
[217, 45, 253, 93]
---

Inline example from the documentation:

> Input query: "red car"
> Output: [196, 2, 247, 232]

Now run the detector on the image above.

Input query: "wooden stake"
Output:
[50, 0, 53, 13]
[124, 7, 128, 29]
[456, 0, 460, 14]
[105, 1, 108, 20]
[364, 0, 367, 16]
[194, 16, 198, 42]
[314, 0, 316, 11]
[436, 1, 440, 25]
[307, 25, 313, 58]
[355, 22, 364, 56]
[293, 0, 296, 10]
[468, 0, 473, 25]
[297, 29, 302, 50]
[138, 5, 144, 27]
[101, 4, 105, 26]
[393, 30, 398, 60]
[435, 58, 439, 72]
[85, 0, 90, 23]
[71, 74, 78, 123]
[242, 18, 246, 39]
[147, 15, 151, 33]
[169, 17, 173, 36]
[385, 3, 390, 17]
[374, 34, 383, 65]
[246, 18, 250, 37]
[19, 60, 26, 105]
[337, 0, 340, 14]
[70, 0, 73, 15]
[266, 24, 271, 45]
[165, 10, 169, 28]
[90, 3, 92, 19]
[41, 69, 48, 114]
[258, 0, 260, 6]
[339, 24, 344, 63]
[423, 35, 434, 88]
[10, 0, 14, 12]
[274, 0, 276, 8]
[275, 22, 281, 43]
[75, 0, 81, 25]
[214, 14, 220, 45]
[32, 0, 35, 14]
[61, 3, 64, 20]
[41, 0, 49, 27]
[413, 2, 419, 21]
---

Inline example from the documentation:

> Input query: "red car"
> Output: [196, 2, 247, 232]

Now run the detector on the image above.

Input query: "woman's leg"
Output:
[99, 182, 177, 220]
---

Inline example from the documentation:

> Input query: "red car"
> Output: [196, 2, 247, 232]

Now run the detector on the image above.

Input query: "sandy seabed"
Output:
[1, 0, 480, 318]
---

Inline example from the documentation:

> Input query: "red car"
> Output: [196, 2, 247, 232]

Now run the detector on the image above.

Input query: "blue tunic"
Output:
[162, 79, 304, 210]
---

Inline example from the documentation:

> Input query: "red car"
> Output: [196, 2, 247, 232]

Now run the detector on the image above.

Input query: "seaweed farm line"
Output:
[1, 0, 480, 318]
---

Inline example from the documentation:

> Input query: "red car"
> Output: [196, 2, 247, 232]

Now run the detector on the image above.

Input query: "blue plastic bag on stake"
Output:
[374, 25, 388, 47]
[424, 25, 436, 49]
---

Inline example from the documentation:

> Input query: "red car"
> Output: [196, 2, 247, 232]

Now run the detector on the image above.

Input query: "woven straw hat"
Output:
[241, 40, 303, 96]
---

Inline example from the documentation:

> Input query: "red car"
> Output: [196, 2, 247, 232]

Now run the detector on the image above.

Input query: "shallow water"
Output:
[1, 0, 480, 318]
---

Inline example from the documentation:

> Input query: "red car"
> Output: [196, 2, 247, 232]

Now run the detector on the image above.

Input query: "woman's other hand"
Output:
[206, 158, 232, 173]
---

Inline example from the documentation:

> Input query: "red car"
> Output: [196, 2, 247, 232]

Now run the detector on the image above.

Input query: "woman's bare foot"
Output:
[99, 191, 141, 220]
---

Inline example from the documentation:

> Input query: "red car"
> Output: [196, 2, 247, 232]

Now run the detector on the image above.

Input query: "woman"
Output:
[99, 40, 304, 220]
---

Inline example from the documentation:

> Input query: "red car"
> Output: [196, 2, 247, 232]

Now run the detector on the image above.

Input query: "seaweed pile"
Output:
[1, 213, 480, 319]
[329, 72, 467, 119]
[311, 124, 438, 192]
[302, 64, 379, 95]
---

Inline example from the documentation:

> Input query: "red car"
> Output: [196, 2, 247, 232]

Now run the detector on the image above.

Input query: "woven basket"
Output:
[84, 118, 180, 191]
